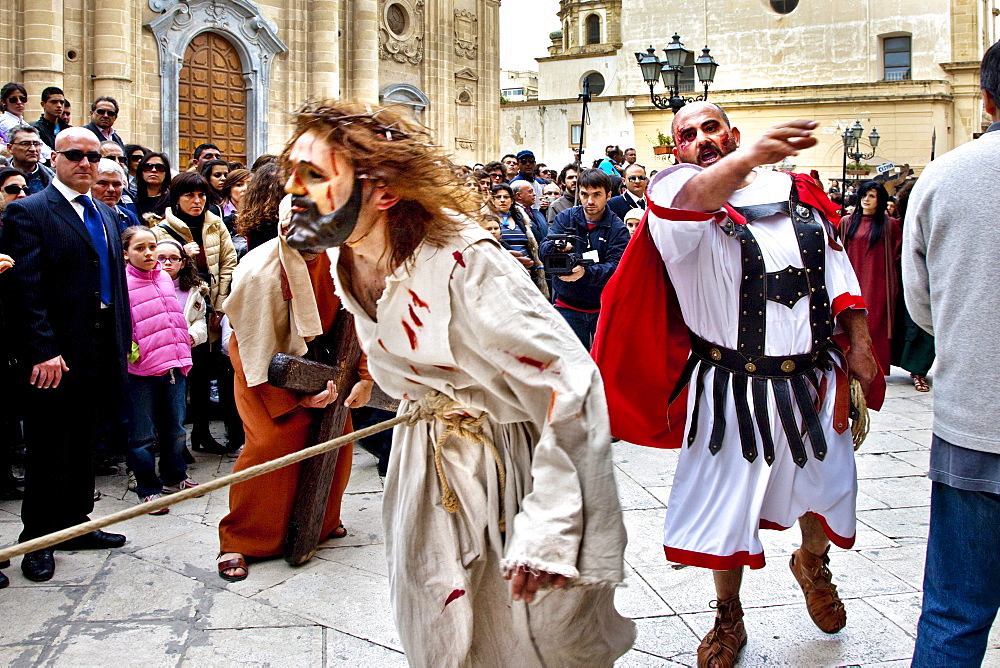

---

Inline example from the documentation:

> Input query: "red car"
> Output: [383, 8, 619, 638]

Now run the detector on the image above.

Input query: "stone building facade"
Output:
[1, 0, 500, 167]
[501, 0, 997, 180]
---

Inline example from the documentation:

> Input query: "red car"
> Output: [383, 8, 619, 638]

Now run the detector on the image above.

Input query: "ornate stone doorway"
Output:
[179, 32, 248, 166]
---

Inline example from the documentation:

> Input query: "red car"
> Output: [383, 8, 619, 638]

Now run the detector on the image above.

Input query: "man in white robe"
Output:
[279, 101, 635, 667]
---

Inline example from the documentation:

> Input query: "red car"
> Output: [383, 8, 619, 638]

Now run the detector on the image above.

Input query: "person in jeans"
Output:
[539, 168, 627, 349]
[121, 226, 197, 512]
[905, 39, 1000, 667]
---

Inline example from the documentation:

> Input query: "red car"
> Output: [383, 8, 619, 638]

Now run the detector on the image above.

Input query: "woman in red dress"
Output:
[839, 180, 902, 376]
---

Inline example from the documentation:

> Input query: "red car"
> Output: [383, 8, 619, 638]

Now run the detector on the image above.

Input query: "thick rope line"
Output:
[0, 413, 410, 563]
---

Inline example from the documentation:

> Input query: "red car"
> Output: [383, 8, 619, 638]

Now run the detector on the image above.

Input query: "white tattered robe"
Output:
[648, 166, 865, 570]
[328, 222, 635, 667]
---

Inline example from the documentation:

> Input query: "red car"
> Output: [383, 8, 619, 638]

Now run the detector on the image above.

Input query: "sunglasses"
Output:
[5, 96, 27, 104]
[55, 149, 102, 163]
[113, 156, 129, 165]
[627, 175, 648, 182]
[129, 155, 144, 162]
[142, 163, 167, 173]
[2, 184, 30, 195]
[94, 108, 118, 117]
[156, 255, 183, 264]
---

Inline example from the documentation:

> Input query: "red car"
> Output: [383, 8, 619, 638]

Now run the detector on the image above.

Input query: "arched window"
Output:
[585, 14, 601, 45]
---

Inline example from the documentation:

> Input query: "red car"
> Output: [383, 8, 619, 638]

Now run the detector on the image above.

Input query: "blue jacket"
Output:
[539, 205, 628, 311]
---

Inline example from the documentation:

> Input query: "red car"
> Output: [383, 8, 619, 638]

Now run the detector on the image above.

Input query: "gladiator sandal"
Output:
[697, 596, 747, 668]
[789, 546, 847, 633]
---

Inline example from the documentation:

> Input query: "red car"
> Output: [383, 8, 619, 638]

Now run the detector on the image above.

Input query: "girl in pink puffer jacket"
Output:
[122, 226, 198, 513]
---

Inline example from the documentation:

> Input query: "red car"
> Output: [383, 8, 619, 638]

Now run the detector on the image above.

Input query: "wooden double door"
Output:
[178, 32, 248, 167]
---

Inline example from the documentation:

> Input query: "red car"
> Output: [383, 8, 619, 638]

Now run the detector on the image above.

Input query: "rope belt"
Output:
[417, 391, 507, 533]
[0, 390, 473, 563]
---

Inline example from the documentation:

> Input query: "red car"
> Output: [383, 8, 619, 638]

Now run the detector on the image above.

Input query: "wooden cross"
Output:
[267, 310, 397, 565]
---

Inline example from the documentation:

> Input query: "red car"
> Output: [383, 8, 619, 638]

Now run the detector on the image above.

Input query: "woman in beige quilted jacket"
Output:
[153, 172, 240, 453]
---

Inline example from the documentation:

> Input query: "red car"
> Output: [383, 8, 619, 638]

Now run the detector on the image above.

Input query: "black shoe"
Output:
[191, 430, 227, 454]
[0, 486, 24, 500]
[0, 569, 8, 589]
[182, 446, 195, 465]
[21, 549, 54, 582]
[0, 559, 9, 568]
[58, 530, 126, 550]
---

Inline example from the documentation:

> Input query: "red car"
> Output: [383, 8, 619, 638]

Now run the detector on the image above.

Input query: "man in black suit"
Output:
[607, 163, 648, 221]
[1, 127, 131, 582]
[82, 97, 125, 148]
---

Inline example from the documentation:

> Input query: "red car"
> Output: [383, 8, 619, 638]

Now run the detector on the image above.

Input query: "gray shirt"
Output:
[903, 125, 1000, 461]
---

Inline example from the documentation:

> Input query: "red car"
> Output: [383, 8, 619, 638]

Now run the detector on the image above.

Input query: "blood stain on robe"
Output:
[452, 251, 466, 267]
[402, 320, 418, 350]
[408, 305, 424, 327]
[409, 289, 430, 310]
[433, 365, 458, 372]
[378, 339, 389, 352]
[504, 351, 556, 372]
[409, 364, 421, 376]
[443, 588, 466, 611]
[547, 391, 559, 423]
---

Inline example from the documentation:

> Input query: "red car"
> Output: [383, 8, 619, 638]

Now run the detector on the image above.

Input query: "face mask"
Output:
[285, 178, 366, 252]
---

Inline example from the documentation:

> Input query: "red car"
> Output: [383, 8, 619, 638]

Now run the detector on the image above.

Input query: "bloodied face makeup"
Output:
[671, 102, 740, 168]
[284, 131, 371, 252]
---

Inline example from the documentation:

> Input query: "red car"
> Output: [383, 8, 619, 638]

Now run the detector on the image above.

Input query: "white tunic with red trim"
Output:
[647, 165, 865, 570]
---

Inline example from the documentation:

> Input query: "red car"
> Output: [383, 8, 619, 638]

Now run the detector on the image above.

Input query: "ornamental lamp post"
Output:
[634, 34, 718, 114]
[840, 120, 883, 195]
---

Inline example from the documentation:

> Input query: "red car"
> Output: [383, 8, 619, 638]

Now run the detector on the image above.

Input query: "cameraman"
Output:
[539, 168, 628, 350]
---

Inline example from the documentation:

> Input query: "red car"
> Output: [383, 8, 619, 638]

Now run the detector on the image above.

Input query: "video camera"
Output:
[543, 234, 596, 276]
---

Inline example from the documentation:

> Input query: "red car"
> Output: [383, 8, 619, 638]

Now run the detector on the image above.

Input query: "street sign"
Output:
[876, 162, 895, 174]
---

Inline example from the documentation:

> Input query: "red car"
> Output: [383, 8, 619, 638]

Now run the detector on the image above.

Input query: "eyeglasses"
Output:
[626, 175, 648, 182]
[5, 96, 27, 104]
[156, 255, 183, 264]
[12, 140, 44, 148]
[94, 108, 118, 117]
[2, 184, 30, 195]
[55, 149, 102, 163]
[142, 163, 167, 173]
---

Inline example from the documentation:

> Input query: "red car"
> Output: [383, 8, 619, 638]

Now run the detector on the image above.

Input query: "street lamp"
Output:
[634, 34, 719, 113]
[841, 120, 882, 192]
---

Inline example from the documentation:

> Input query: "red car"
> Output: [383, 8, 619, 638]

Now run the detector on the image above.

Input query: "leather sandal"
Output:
[911, 374, 930, 392]
[697, 597, 747, 668]
[217, 552, 248, 582]
[789, 546, 846, 633]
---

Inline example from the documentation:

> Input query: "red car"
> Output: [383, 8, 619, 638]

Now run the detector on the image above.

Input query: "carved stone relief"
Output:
[454, 9, 478, 59]
[379, 0, 424, 65]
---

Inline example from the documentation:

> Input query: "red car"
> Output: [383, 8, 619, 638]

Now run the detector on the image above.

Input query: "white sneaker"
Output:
[139, 493, 169, 515]
[163, 478, 199, 494]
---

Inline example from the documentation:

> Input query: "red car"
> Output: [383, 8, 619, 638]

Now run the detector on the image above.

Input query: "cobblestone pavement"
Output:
[1, 370, 997, 666]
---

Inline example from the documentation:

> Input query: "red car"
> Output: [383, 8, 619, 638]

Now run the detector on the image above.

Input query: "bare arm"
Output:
[838, 308, 878, 394]
[673, 120, 819, 212]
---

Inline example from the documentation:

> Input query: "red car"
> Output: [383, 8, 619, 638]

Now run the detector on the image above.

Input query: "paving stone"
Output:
[315, 543, 388, 577]
[251, 561, 401, 651]
[325, 629, 407, 665]
[616, 647, 694, 667]
[615, 563, 674, 619]
[855, 452, 926, 480]
[70, 552, 203, 623]
[180, 625, 324, 666]
[4, 550, 109, 589]
[613, 442, 679, 488]
[858, 506, 930, 541]
[321, 492, 385, 548]
[131, 523, 221, 585]
[345, 449, 385, 494]
[890, 449, 930, 472]
[629, 615, 700, 663]
[38, 620, 190, 667]
[615, 468, 666, 512]
[0, 645, 43, 666]
[193, 587, 314, 630]
[0, 586, 82, 645]
[682, 599, 916, 666]
[860, 430, 930, 454]
[860, 475, 932, 509]
[622, 508, 669, 569]
[860, 543, 927, 590]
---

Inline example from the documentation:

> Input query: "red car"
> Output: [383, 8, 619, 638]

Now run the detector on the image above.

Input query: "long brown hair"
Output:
[284, 100, 482, 270]
[237, 162, 284, 237]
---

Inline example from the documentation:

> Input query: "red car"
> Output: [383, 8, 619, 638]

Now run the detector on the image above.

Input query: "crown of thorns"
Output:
[296, 102, 427, 143]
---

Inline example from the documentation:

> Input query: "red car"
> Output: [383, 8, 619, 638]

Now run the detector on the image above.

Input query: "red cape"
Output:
[591, 173, 884, 448]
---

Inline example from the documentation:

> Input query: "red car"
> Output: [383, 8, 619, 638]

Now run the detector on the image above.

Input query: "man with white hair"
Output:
[92, 158, 139, 231]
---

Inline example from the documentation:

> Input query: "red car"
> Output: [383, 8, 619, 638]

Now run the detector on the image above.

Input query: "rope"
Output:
[0, 391, 480, 563]
[414, 391, 507, 532]
[850, 378, 870, 450]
